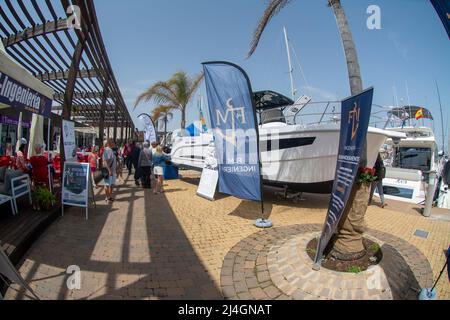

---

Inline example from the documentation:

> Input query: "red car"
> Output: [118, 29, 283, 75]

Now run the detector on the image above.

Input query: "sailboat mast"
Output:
[435, 80, 445, 152]
[283, 27, 296, 101]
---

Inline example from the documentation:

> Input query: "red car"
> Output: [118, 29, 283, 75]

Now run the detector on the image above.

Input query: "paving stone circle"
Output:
[220, 224, 434, 300]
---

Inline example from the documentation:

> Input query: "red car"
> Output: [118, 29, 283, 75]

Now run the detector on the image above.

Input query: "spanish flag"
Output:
[415, 107, 424, 120]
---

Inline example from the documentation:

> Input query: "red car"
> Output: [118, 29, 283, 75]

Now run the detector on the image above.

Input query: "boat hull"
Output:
[170, 125, 390, 194]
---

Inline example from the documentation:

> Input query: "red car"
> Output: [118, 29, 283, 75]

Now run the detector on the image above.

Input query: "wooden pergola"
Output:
[0, 0, 136, 160]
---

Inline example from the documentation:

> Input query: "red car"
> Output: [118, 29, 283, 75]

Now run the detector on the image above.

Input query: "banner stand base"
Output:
[418, 288, 437, 300]
[254, 218, 273, 228]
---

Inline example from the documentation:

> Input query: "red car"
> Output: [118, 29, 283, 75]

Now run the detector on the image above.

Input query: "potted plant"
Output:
[32, 187, 57, 211]
[358, 167, 378, 184]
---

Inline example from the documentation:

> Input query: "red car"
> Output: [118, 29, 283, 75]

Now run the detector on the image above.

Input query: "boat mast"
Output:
[283, 27, 296, 101]
[435, 80, 445, 152]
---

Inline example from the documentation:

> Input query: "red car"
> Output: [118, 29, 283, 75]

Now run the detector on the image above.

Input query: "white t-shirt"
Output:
[103, 147, 117, 177]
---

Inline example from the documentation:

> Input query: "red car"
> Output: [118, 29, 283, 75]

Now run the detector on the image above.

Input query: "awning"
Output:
[0, 51, 54, 117]
[253, 90, 294, 111]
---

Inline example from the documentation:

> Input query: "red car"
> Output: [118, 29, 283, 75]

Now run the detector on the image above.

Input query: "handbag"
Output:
[101, 167, 110, 179]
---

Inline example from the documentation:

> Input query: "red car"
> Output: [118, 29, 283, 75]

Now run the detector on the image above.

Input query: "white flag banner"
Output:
[62, 120, 76, 161]
[139, 114, 157, 143]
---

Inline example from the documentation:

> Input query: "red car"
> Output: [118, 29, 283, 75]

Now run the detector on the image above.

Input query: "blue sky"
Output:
[95, 0, 449, 151]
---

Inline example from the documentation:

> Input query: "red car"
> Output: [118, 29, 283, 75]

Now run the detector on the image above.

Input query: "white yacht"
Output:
[375, 106, 442, 205]
[170, 91, 405, 194]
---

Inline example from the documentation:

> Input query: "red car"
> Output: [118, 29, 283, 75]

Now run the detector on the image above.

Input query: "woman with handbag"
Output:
[102, 139, 117, 203]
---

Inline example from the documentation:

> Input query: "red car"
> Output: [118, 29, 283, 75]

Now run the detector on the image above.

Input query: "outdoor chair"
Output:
[30, 156, 52, 193]
[0, 168, 32, 215]
[52, 155, 61, 183]
[0, 156, 13, 168]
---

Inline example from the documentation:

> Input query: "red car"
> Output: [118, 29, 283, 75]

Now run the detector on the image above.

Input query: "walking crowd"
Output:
[100, 139, 170, 203]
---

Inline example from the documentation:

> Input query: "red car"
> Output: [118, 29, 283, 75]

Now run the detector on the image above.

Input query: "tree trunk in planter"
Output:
[331, 182, 370, 260]
[329, 0, 369, 261]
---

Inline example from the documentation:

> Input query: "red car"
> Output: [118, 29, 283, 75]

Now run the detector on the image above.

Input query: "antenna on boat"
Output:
[435, 80, 446, 153]
[283, 27, 296, 101]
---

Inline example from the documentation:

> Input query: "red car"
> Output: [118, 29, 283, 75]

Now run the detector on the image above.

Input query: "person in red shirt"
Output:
[123, 140, 135, 175]
[89, 146, 99, 187]
[99, 140, 106, 162]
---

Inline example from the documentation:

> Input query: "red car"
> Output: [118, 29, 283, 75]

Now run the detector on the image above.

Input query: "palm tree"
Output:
[248, 0, 367, 259]
[134, 71, 204, 129]
[248, 0, 362, 96]
[151, 105, 174, 141]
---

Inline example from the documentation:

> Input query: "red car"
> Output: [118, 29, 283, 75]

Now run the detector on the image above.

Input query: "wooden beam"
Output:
[98, 79, 110, 150]
[113, 105, 118, 141]
[35, 68, 102, 81]
[2, 18, 69, 47]
[54, 91, 104, 101]
[60, 37, 85, 166]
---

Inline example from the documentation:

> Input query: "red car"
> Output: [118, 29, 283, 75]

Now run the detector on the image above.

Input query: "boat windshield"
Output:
[393, 147, 432, 171]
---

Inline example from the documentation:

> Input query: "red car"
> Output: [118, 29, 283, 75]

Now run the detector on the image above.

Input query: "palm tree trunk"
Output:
[329, 0, 363, 96]
[329, 0, 368, 259]
[164, 115, 168, 140]
[181, 106, 187, 129]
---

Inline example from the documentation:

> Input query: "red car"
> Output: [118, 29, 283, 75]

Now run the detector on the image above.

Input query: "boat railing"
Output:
[258, 100, 341, 126]
[260, 101, 394, 127]
[260, 102, 434, 130]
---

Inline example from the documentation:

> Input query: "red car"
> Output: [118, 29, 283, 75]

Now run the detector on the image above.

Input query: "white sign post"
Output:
[61, 162, 94, 220]
[62, 120, 76, 161]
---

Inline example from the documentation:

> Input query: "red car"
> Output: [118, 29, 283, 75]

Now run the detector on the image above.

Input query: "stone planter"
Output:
[331, 182, 370, 261]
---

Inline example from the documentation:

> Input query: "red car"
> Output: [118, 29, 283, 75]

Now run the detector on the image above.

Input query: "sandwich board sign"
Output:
[197, 168, 219, 201]
[61, 162, 95, 220]
[0, 245, 39, 300]
[197, 143, 219, 201]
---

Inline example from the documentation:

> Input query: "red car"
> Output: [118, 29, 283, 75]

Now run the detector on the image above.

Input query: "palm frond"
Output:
[135, 70, 204, 129]
[134, 81, 178, 109]
[247, 0, 292, 58]
[151, 105, 176, 121]
[187, 72, 204, 103]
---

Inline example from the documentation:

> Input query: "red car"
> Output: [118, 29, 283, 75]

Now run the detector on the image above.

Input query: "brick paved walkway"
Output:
[4, 171, 450, 300]
[220, 224, 433, 300]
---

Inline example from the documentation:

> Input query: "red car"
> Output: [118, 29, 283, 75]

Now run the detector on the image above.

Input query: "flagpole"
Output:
[435, 80, 445, 152]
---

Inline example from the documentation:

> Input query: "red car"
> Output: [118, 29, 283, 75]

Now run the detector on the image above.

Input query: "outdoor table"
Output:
[0, 193, 16, 216]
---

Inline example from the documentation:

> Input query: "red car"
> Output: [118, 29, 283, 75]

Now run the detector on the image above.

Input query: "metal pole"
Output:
[436, 81, 445, 152]
[283, 27, 296, 101]
[47, 118, 51, 151]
